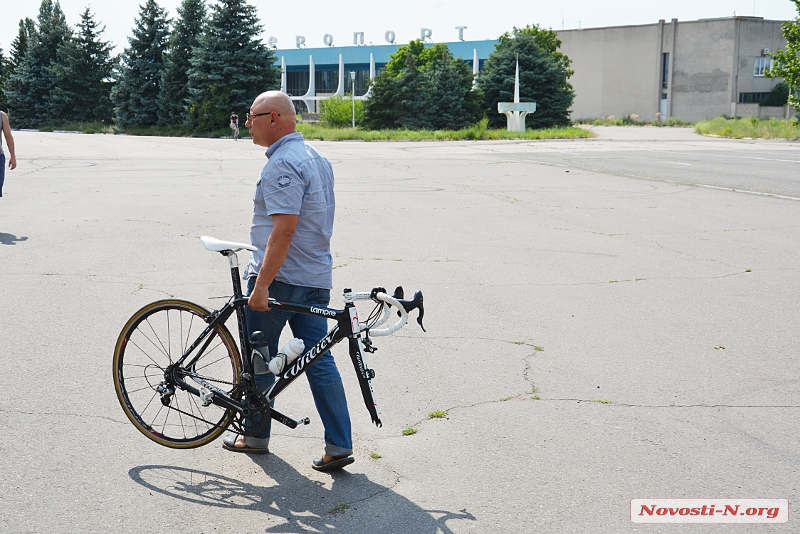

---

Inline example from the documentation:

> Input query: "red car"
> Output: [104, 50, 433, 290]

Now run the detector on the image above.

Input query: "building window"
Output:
[753, 57, 773, 77]
[286, 71, 309, 96]
[738, 92, 772, 103]
[661, 53, 669, 89]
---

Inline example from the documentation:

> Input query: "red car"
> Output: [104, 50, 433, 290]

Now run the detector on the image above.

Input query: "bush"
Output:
[320, 95, 363, 128]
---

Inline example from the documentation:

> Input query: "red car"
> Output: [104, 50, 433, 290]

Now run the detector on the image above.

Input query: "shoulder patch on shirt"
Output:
[276, 175, 293, 188]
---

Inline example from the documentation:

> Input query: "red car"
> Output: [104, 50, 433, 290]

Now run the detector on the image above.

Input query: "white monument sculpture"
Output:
[497, 60, 536, 132]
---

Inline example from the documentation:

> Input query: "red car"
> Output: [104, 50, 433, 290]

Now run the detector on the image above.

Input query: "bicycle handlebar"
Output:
[368, 292, 408, 336]
[245, 285, 425, 337]
[344, 286, 425, 336]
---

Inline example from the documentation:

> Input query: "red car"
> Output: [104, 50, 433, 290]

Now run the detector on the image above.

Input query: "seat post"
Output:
[222, 250, 244, 298]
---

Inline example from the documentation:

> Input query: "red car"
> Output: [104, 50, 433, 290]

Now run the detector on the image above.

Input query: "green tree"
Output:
[395, 52, 429, 129]
[159, 0, 206, 124]
[383, 40, 451, 77]
[362, 41, 481, 130]
[49, 8, 115, 123]
[425, 55, 483, 130]
[187, 0, 279, 132]
[0, 47, 8, 111]
[6, 0, 73, 128]
[768, 1, 800, 116]
[4, 18, 41, 120]
[478, 25, 575, 129]
[360, 69, 401, 129]
[9, 18, 37, 71]
[112, 0, 170, 129]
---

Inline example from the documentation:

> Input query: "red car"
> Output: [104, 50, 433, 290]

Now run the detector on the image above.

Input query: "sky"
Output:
[1, 0, 797, 56]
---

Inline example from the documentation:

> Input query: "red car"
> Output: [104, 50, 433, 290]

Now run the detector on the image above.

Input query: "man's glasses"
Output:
[247, 111, 281, 121]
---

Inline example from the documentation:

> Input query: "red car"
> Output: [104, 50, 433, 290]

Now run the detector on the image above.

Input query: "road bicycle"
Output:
[112, 236, 425, 449]
[231, 123, 240, 141]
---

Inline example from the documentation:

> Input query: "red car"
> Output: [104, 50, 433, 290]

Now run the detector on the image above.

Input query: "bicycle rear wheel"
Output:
[113, 299, 241, 448]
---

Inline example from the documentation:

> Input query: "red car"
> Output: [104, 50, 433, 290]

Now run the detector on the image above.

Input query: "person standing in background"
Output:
[0, 111, 18, 197]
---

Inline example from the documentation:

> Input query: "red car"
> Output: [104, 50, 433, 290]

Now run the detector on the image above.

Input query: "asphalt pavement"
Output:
[1, 126, 798, 533]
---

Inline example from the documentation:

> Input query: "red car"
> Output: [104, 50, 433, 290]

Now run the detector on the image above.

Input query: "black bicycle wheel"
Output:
[113, 300, 241, 448]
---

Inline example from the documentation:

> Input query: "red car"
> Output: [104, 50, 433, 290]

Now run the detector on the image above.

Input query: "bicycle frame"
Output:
[169, 248, 383, 429]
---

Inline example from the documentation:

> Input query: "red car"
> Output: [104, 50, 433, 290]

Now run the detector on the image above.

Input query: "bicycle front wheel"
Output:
[113, 300, 241, 449]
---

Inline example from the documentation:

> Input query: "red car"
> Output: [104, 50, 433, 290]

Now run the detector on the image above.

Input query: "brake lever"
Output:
[395, 290, 425, 332]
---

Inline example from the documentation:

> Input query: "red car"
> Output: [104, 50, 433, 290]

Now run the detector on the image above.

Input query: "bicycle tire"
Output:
[113, 299, 241, 449]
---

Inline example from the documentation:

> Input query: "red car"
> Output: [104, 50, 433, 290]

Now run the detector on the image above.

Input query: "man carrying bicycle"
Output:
[223, 91, 354, 471]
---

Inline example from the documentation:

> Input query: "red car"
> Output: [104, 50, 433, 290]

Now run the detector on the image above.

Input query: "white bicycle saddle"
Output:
[200, 236, 257, 253]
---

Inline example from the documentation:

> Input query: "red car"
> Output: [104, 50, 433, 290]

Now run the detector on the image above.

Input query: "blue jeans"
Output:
[245, 278, 352, 457]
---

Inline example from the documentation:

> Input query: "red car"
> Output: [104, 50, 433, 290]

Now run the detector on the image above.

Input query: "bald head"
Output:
[253, 91, 297, 121]
[247, 91, 297, 147]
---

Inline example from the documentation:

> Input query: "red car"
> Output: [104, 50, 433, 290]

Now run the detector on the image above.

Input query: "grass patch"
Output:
[402, 427, 418, 436]
[297, 121, 592, 141]
[37, 120, 115, 134]
[428, 410, 448, 419]
[594, 399, 613, 405]
[500, 396, 513, 401]
[30, 120, 592, 141]
[533, 346, 544, 352]
[32, 121, 251, 139]
[695, 117, 800, 139]
[574, 115, 692, 127]
[370, 452, 382, 459]
[330, 503, 350, 514]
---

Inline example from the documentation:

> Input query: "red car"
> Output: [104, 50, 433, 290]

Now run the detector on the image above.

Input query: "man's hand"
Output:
[248, 283, 271, 312]
[9, 156, 16, 170]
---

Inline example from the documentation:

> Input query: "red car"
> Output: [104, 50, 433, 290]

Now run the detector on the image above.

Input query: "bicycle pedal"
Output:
[366, 369, 375, 379]
[300, 417, 310, 426]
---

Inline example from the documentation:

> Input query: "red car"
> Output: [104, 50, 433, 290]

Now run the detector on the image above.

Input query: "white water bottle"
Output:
[268, 338, 305, 374]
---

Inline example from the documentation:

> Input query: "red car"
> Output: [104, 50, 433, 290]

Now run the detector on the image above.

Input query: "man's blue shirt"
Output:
[244, 132, 335, 289]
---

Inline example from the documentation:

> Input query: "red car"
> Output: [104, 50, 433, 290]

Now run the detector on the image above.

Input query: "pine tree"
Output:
[362, 41, 481, 131]
[0, 47, 8, 112]
[112, 0, 170, 129]
[6, 1, 73, 128]
[159, 0, 206, 125]
[360, 70, 401, 130]
[49, 8, 115, 123]
[396, 53, 430, 130]
[425, 56, 483, 130]
[478, 26, 575, 129]
[187, 0, 279, 132]
[9, 18, 36, 71]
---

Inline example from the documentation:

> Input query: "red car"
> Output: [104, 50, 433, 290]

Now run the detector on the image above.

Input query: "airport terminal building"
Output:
[275, 16, 790, 122]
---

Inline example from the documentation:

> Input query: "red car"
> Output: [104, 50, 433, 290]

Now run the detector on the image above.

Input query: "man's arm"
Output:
[2, 114, 16, 170]
[248, 213, 299, 311]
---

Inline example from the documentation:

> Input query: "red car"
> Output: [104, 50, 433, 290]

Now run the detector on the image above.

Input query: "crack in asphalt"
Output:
[0, 407, 129, 424]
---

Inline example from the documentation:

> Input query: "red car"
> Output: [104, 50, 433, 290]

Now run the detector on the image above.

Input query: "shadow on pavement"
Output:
[129, 457, 474, 533]
[0, 233, 28, 245]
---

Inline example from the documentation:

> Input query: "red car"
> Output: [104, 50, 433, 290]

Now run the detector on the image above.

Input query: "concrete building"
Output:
[274, 16, 790, 121]
[558, 17, 790, 122]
